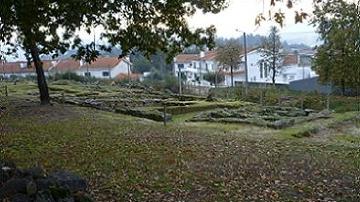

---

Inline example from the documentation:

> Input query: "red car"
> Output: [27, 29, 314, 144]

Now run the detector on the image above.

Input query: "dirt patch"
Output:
[5, 98, 81, 124]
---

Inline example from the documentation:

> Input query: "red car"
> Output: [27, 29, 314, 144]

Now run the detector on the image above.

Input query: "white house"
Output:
[0, 60, 55, 78]
[51, 56, 132, 79]
[173, 51, 219, 87]
[224, 49, 317, 86]
[78, 57, 131, 79]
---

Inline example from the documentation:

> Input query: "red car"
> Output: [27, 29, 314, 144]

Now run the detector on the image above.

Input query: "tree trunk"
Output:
[341, 80, 345, 96]
[215, 72, 218, 88]
[29, 46, 50, 105]
[272, 56, 276, 86]
[230, 66, 234, 87]
[272, 68, 276, 86]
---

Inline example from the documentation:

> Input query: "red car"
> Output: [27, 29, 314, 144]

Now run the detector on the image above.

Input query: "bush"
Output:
[51, 72, 86, 82]
[143, 75, 180, 93]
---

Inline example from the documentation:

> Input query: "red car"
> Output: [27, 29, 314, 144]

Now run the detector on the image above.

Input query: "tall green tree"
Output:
[312, 0, 360, 94]
[0, 0, 227, 104]
[260, 26, 282, 85]
[216, 39, 243, 87]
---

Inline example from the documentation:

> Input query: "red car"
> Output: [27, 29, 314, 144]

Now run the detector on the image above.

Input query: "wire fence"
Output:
[210, 85, 360, 113]
[0, 82, 8, 97]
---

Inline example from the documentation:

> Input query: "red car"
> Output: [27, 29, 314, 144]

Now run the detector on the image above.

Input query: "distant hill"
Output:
[40, 47, 122, 61]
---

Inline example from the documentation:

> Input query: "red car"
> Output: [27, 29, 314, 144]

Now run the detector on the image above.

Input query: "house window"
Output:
[102, 71, 110, 77]
[178, 64, 184, 69]
[264, 64, 268, 78]
[84, 72, 91, 77]
[260, 63, 264, 79]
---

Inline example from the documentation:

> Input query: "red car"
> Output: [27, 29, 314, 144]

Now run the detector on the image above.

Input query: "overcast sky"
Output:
[5, 0, 321, 62]
[188, 0, 320, 45]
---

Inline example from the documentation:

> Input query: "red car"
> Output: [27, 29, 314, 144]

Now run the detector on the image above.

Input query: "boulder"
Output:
[0, 178, 31, 199]
[35, 190, 56, 202]
[73, 191, 93, 202]
[21, 167, 45, 179]
[36, 178, 56, 191]
[49, 171, 87, 193]
[270, 119, 295, 129]
[1, 161, 17, 185]
[10, 193, 31, 202]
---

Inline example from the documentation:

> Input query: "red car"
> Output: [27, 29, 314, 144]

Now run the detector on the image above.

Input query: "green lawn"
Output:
[1, 82, 360, 201]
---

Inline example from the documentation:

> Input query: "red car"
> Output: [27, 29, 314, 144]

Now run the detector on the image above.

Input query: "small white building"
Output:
[51, 56, 132, 79]
[224, 49, 318, 86]
[173, 51, 219, 87]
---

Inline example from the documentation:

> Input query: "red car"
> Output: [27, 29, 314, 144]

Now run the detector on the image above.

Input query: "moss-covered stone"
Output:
[115, 108, 172, 122]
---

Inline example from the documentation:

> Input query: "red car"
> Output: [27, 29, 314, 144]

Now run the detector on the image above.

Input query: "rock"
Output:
[49, 171, 87, 192]
[58, 197, 75, 202]
[26, 180, 38, 196]
[0, 178, 29, 199]
[36, 178, 56, 191]
[269, 119, 295, 129]
[73, 192, 93, 202]
[49, 186, 71, 200]
[35, 191, 56, 202]
[1, 161, 93, 202]
[10, 193, 31, 202]
[304, 109, 316, 116]
[21, 167, 45, 179]
[116, 108, 172, 122]
[1, 161, 17, 185]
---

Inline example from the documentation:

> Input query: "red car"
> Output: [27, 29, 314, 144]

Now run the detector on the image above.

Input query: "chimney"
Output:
[79, 59, 84, 66]
[200, 51, 205, 58]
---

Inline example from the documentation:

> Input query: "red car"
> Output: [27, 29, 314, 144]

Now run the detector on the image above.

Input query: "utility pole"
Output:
[128, 64, 131, 83]
[243, 32, 249, 96]
[178, 66, 182, 95]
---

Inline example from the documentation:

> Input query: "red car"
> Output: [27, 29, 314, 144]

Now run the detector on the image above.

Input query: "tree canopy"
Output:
[0, 0, 227, 104]
[216, 39, 243, 87]
[260, 26, 282, 85]
[312, 0, 360, 92]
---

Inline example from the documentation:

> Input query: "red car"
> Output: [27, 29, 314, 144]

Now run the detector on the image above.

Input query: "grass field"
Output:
[1, 81, 360, 201]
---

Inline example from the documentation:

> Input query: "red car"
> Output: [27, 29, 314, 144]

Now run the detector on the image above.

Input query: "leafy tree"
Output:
[216, 39, 243, 87]
[0, 0, 227, 104]
[256, 0, 310, 26]
[132, 54, 154, 74]
[312, 0, 360, 94]
[203, 71, 225, 87]
[260, 26, 282, 85]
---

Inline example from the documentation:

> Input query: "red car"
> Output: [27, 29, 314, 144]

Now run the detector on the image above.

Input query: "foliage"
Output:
[216, 34, 265, 48]
[312, 0, 360, 92]
[51, 72, 87, 83]
[260, 26, 282, 85]
[143, 74, 180, 93]
[210, 86, 359, 112]
[2, 95, 360, 201]
[256, 0, 309, 26]
[216, 39, 243, 87]
[0, 0, 227, 104]
[203, 72, 225, 86]
[132, 54, 154, 74]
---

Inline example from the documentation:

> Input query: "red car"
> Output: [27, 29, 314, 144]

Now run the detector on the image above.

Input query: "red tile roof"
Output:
[0, 61, 54, 74]
[175, 48, 260, 63]
[201, 51, 217, 60]
[80, 57, 122, 70]
[282, 54, 298, 66]
[52, 59, 80, 72]
[175, 54, 199, 63]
